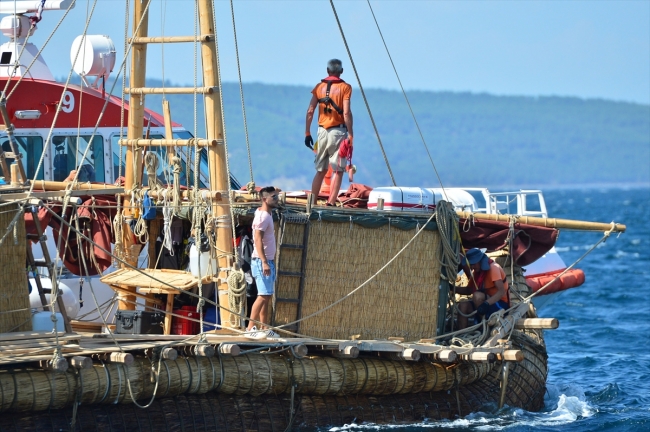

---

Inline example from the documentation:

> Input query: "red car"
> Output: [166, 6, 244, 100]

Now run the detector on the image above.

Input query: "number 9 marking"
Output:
[61, 91, 75, 113]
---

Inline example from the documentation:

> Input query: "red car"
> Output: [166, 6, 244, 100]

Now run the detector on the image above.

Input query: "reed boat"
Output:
[0, 1, 625, 430]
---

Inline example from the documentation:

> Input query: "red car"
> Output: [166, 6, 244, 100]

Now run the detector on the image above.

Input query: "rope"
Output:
[435, 201, 461, 281]
[227, 268, 247, 327]
[328, 0, 397, 186]
[229, 0, 255, 185]
[144, 152, 161, 190]
[525, 223, 617, 300]
[365, 0, 447, 198]
[118, 0, 129, 187]
[4, 0, 76, 100]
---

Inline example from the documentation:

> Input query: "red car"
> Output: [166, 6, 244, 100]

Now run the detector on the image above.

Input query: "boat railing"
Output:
[485, 190, 548, 218]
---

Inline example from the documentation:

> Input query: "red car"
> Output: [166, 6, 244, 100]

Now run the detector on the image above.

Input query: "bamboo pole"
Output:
[197, 0, 235, 328]
[125, 87, 218, 95]
[129, 35, 213, 44]
[120, 0, 151, 310]
[31, 180, 123, 192]
[456, 211, 626, 233]
[119, 138, 218, 147]
[162, 100, 176, 166]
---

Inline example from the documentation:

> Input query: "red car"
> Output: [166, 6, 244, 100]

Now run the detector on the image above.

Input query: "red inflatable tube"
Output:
[525, 268, 586, 295]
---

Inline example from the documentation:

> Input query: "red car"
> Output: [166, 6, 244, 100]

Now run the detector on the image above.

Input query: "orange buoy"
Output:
[526, 268, 586, 295]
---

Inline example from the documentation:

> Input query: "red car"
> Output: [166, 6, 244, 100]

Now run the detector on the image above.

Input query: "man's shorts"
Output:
[474, 300, 509, 324]
[315, 125, 347, 172]
[251, 258, 275, 296]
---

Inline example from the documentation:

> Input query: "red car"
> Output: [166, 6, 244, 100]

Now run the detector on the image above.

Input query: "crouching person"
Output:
[455, 248, 510, 329]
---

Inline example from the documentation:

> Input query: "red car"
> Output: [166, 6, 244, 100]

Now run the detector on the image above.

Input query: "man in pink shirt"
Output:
[246, 186, 280, 338]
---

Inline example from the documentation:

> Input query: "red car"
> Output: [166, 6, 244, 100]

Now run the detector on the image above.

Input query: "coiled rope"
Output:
[227, 268, 247, 327]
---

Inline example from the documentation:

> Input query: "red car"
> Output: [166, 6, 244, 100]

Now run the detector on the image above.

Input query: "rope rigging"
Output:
[229, 0, 255, 187]
[365, 0, 448, 200]
[328, 0, 397, 186]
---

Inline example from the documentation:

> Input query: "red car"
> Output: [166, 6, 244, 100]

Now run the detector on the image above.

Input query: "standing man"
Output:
[246, 186, 280, 338]
[305, 59, 353, 206]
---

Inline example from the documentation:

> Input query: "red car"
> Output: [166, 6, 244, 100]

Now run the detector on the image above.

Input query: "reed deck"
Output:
[0, 330, 508, 367]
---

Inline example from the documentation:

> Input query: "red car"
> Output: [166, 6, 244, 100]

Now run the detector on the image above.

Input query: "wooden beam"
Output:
[197, 0, 234, 329]
[118, 138, 219, 147]
[515, 318, 559, 329]
[457, 210, 626, 233]
[129, 35, 213, 44]
[125, 86, 218, 95]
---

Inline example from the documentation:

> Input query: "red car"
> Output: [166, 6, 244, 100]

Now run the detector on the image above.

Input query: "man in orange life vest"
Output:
[304, 59, 353, 206]
[455, 248, 510, 329]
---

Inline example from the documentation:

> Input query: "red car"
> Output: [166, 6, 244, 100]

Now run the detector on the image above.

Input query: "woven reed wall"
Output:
[0, 205, 31, 333]
[276, 221, 442, 340]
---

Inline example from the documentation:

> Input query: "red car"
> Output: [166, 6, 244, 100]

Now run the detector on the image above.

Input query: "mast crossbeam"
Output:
[125, 86, 219, 95]
[129, 35, 214, 44]
[118, 138, 221, 147]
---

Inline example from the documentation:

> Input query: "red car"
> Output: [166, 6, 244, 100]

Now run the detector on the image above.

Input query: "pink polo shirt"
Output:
[251, 209, 276, 260]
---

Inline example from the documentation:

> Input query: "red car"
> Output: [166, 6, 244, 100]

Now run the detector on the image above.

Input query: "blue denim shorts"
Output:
[251, 258, 275, 296]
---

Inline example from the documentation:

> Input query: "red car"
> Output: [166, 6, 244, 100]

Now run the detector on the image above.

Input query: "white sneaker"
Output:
[265, 330, 280, 339]
[244, 326, 258, 338]
[250, 329, 268, 339]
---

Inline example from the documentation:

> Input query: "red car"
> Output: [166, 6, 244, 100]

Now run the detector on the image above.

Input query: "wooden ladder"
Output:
[272, 215, 310, 334]
[25, 207, 72, 333]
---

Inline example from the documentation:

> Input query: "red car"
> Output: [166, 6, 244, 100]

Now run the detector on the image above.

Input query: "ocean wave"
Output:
[325, 389, 594, 431]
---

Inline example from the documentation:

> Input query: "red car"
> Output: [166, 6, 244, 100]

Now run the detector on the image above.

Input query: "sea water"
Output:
[323, 186, 650, 432]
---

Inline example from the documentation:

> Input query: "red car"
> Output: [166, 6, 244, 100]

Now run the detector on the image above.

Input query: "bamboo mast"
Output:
[197, 0, 235, 327]
[120, 0, 150, 310]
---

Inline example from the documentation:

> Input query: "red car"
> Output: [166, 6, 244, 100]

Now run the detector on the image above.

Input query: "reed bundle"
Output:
[276, 221, 442, 340]
[0, 204, 31, 333]
[0, 353, 494, 412]
[5, 332, 548, 431]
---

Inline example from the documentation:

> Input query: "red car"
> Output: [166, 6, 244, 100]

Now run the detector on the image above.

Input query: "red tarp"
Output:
[458, 217, 558, 266]
[25, 195, 117, 276]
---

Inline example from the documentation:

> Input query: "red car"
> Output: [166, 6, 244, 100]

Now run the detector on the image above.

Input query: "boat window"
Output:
[110, 131, 241, 189]
[0, 136, 44, 180]
[111, 131, 208, 188]
[52, 135, 105, 182]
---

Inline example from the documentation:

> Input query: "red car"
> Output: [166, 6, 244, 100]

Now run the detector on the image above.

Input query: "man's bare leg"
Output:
[328, 170, 344, 205]
[311, 170, 327, 204]
[457, 301, 472, 329]
[258, 295, 271, 330]
[248, 296, 270, 331]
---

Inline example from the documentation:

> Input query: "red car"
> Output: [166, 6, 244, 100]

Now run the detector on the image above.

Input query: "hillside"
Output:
[139, 80, 650, 190]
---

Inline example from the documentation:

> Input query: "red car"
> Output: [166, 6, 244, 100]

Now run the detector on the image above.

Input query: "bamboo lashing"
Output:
[457, 210, 626, 233]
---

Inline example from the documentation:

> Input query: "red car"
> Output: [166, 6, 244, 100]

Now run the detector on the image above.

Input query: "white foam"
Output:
[327, 389, 595, 431]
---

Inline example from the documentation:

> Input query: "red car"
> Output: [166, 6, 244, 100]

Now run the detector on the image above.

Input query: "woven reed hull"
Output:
[2, 330, 547, 430]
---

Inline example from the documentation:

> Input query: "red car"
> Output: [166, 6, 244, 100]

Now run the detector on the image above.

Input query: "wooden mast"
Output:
[120, 0, 150, 310]
[197, 0, 235, 328]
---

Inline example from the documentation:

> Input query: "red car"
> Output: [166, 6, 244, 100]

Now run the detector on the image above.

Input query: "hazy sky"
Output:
[7, 0, 650, 105]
